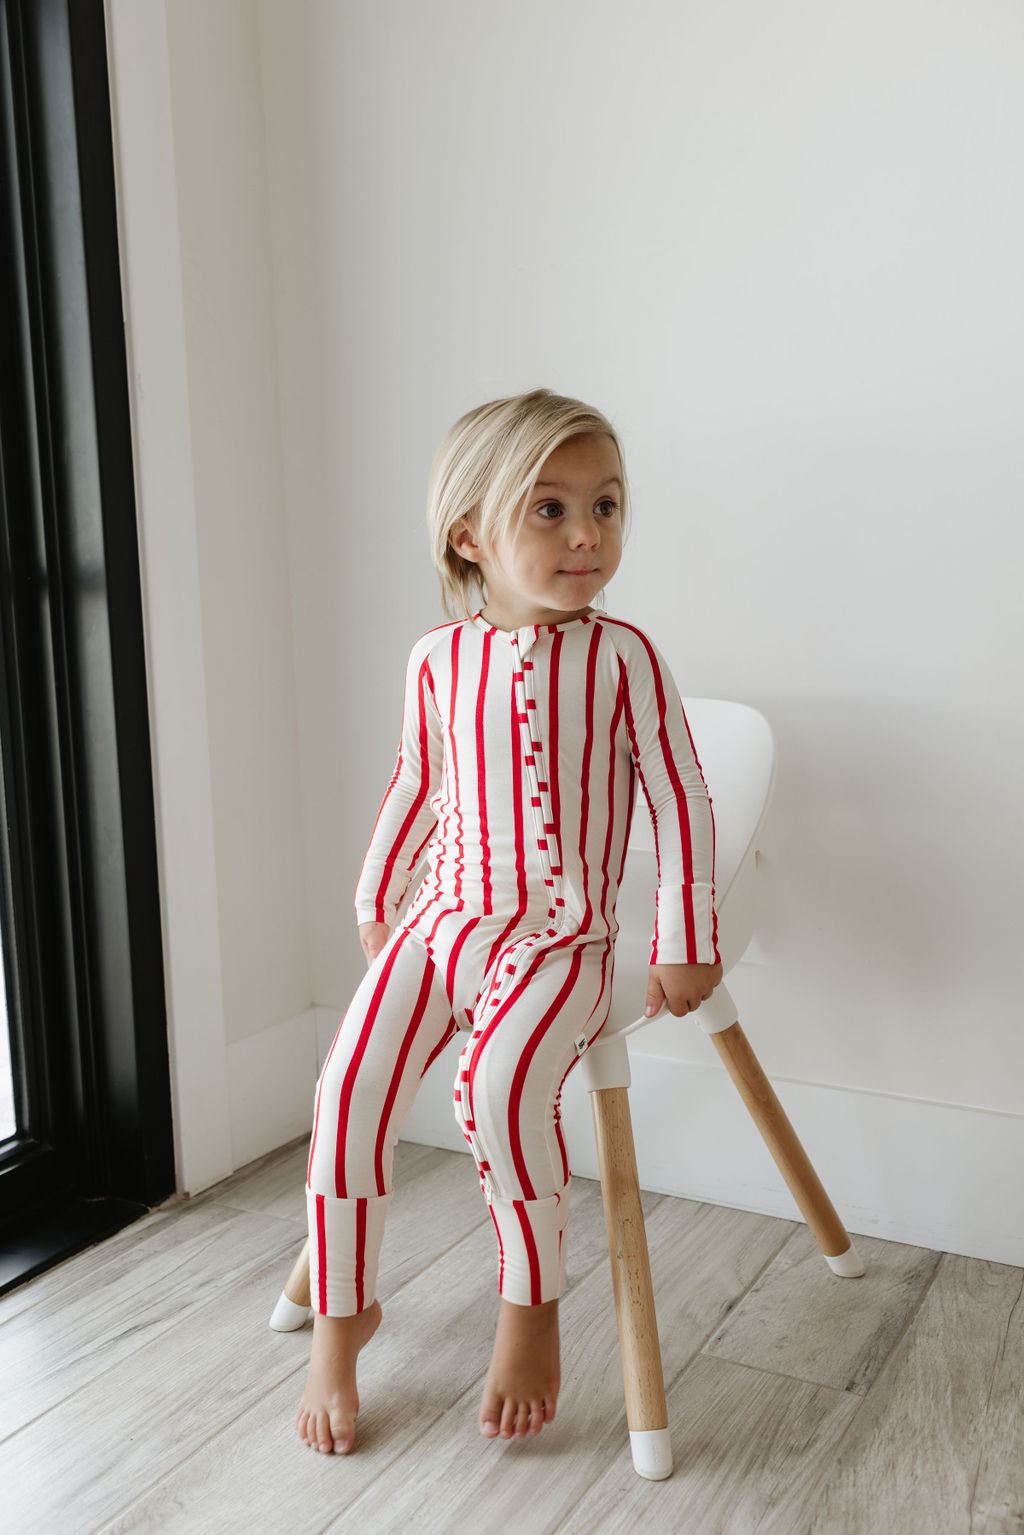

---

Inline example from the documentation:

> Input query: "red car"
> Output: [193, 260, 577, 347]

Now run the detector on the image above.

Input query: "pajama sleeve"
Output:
[353, 634, 444, 929]
[620, 628, 720, 967]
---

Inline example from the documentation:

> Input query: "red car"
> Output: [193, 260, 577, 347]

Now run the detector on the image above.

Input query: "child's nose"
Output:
[568, 516, 601, 547]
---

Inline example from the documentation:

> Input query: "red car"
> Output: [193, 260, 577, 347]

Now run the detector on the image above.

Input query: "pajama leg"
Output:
[453, 939, 613, 1306]
[307, 925, 459, 1315]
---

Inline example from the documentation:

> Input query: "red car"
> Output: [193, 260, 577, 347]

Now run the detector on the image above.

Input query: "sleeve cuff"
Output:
[354, 901, 390, 927]
[650, 884, 720, 965]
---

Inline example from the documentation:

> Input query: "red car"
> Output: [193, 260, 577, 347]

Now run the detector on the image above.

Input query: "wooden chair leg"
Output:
[269, 1237, 314, 1331]
[590, 1084, 673, 1480]
[709, 1021, 865, 1276]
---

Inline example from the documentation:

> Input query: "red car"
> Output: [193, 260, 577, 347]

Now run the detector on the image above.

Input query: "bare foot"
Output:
[295, 1299, 382, 1454]
[479, 1296, 560, 1440]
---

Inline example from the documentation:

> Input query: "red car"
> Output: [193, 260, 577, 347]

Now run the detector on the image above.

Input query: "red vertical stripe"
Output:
[374, 658, 437, 916]
[475, 633, 493, 914]
[575, 626, 602, 929]
[488, 1204, 506, 1292]
[334, 930, 409, 1196]
[510, 664, 528, 915]
[484, 663, 531, 974]
[505, 947, 584, 1195]
[548, 630, 563, 837]
[619, 662, 664, 953]
[449, 627, 465, 902]
[465, 940, 547, 1122]
[315, 1193, 327, 1314]
[422, 1017, 461, 1078]
[373, 950, 438, 1192]
[609, 622, 698, 873]
[308, 1006, 349, 1184]
[445, 910, 481, 998]
[598, 667, 625, 927]
[355, 1197, 367, 1311]
[513, 1198, 542, 1304]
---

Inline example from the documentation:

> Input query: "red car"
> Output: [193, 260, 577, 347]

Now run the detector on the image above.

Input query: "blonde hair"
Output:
[426, 387, 632, 621]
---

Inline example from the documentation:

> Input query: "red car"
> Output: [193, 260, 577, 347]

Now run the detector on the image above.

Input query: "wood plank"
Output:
[82, 1182, 715, 1535]
[0, 1204, 298, 1439]
[1, 1246, 321, 1532]
[367, 1147, 512, 1294]
[560, 1354, 860, 1534]
[969, 1262, 1024, 1532]
[0, 1192, 197, 1329]
[703, 1224, 941, 1393]
[323, 1198, 794, 1532]
[1, 1223, 498, 1534]
[805, 1253, 1024, 1533]
[188, 1138, 311, 1222]
[0, 1143, 497, 1438]
[0, 1134, 309, 1328]
[7, 1138, 1020, 1535]
[89, 1205, 607, 1535]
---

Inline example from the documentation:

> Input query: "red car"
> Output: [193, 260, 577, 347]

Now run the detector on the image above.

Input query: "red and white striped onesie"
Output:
[306, 608, 719, 1315]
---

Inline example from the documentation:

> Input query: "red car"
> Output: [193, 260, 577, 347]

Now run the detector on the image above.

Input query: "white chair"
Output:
[580, 696, 864, 1482]
[271, 695, 865, 1484]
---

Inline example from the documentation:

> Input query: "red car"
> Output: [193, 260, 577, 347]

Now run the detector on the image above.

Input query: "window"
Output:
[0, 0, 174, 1293]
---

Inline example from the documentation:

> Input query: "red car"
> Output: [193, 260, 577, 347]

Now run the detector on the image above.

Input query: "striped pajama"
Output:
[306, 609, 720, 1314]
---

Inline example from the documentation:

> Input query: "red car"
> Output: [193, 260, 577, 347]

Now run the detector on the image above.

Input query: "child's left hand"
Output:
[645, 961, 723, 1018]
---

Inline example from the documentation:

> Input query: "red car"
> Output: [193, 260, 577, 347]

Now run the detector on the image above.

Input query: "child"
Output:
[295, 387, 723, 1456]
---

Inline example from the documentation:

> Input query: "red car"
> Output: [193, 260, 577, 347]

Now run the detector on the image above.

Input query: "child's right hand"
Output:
[358, 921, 390, 967]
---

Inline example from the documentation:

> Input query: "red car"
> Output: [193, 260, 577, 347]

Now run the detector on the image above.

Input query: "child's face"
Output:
[455, 432, 624, 628]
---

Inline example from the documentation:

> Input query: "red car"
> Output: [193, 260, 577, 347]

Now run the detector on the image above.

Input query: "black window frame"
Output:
[0, 0, 175, 1295]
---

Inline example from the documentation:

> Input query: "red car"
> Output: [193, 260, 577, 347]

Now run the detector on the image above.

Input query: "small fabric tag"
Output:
[574, 1032, 588, 1057]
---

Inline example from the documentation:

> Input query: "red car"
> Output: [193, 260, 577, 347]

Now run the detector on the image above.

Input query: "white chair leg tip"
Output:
[629, 1427, 673, 1479]
[825, 1243, 866, 1277]
[269, 1293, 313, 1331]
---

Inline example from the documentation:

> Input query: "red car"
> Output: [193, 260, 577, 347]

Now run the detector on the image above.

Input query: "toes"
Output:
[499, 1397, 518, 1439]
[479, 1385, 503, 1437]
[296, 1401, 356, 1453]
[482, 1388, 554, 1441]
[329, 1408, 356, 1454]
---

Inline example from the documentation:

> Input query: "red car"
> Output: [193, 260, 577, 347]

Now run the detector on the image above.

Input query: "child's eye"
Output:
[535, 500, 620, 520]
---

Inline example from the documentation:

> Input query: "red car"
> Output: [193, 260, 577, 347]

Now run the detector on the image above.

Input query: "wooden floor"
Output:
[1, 1136, 1022, 1534]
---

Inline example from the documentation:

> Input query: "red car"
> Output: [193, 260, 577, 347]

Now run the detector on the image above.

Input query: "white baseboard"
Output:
[396, 1036, 1024, 1267]
[225, 1008, 1024, 1268]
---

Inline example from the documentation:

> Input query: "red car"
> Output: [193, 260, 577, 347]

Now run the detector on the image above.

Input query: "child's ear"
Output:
[449, 518, 482, 564]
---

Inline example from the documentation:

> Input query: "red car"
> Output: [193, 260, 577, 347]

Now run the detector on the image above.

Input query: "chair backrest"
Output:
[393, 696, 776, 969]
[627, 697, 776, 901]
[604, 697, 776, 1028]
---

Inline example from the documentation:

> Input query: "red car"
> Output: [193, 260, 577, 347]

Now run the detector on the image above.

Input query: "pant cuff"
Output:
[306, 1187, 393, 1316]
[486, 1182, 571, 1305]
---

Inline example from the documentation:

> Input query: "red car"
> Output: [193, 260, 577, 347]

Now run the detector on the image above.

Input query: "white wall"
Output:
[106, 0, 1023, 1262]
